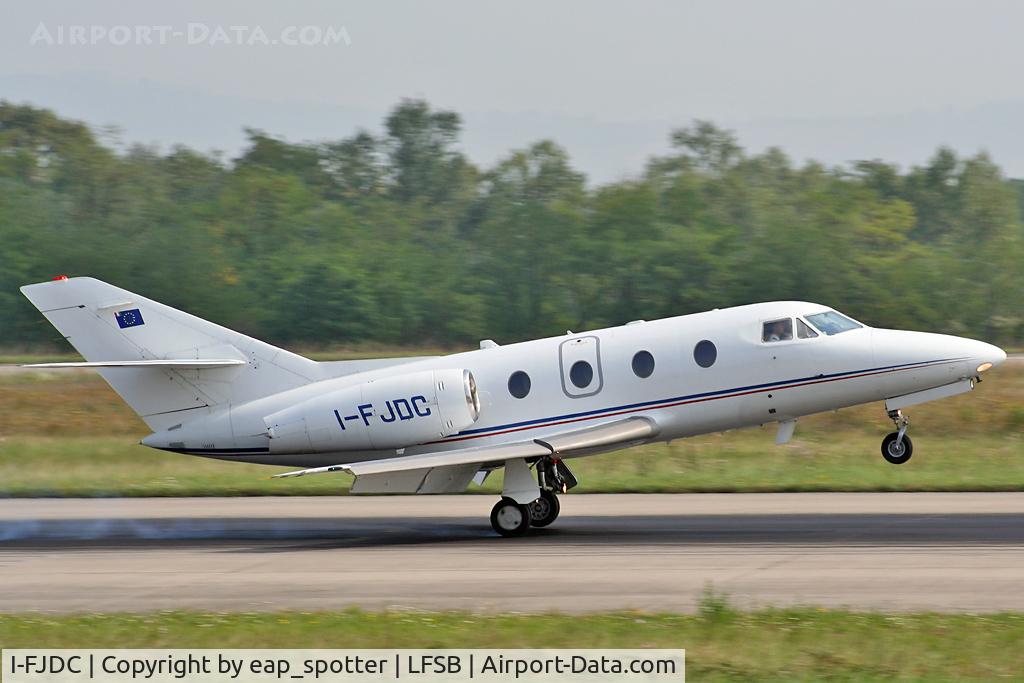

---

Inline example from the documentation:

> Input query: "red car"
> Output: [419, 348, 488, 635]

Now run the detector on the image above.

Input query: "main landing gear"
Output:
[881, 409, 913, 465]
[489, 457, 577, 537]
[490, 498, 532, 537]
[529, 490, 561, 527]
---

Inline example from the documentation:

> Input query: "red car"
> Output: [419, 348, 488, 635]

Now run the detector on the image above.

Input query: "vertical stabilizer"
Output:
[20, 277, 320, 430]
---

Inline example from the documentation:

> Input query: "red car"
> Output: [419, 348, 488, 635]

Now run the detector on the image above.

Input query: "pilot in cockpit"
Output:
[763, 318, 793, 342]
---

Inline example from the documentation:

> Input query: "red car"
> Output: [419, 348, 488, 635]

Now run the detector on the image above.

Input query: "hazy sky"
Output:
[3, 1, 1024, 182]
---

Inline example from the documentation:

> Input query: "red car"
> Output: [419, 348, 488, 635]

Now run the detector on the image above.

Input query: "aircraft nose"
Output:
[957, 337, 1006, 373]
[873, 329, 1006, 375]
[979, 341, 1007, 368]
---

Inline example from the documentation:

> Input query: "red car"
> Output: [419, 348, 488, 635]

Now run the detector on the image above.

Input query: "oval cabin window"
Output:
[507, 370, 531, 399]
[569, 360, 594, 388]
[693, 340, 717, 368]
[632, 350, 655, 378]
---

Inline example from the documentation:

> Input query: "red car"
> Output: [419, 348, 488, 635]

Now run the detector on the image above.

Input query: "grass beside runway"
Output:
[1, 362, 1021, 496]
[2, 431, 1023, 497]
[1, 605, 1022, 682]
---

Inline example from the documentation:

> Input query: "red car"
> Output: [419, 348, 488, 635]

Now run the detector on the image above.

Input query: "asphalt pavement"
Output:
[2, 493, 1022, 613]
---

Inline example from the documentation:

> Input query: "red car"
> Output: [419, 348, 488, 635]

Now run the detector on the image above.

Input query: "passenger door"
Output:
[559, 336, 603, 398]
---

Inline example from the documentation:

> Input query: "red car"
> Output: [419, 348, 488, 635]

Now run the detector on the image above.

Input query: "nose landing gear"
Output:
[882, 409, 913, 464]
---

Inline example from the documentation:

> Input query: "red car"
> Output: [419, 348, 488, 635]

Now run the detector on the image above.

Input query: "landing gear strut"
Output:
[529, 457, 577, 528]
[538, 456, 578, 494]
[882, 409, 913, 465]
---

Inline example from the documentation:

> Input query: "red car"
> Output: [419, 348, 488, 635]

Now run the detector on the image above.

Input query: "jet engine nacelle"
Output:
[263, 368, 481, 453]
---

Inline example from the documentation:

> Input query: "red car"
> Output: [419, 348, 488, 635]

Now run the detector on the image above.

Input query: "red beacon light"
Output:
[52, 275, 69, 281]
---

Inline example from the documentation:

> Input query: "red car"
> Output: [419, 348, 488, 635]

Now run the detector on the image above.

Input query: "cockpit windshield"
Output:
[805, 311, 862, 336]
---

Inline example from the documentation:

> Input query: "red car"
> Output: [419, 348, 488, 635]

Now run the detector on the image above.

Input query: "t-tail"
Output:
[20, 277, 321, 431]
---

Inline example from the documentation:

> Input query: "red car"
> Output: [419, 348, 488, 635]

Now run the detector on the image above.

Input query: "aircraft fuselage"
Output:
[141, 300, 1005, 468]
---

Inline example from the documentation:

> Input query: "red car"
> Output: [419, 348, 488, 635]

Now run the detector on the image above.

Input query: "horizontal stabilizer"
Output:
[22, 359, 247, 369]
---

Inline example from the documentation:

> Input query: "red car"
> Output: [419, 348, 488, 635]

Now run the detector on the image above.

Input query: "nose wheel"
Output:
[882, 410, 913, 464]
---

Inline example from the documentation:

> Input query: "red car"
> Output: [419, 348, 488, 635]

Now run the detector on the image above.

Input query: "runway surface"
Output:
[2, 493, 1023, 614]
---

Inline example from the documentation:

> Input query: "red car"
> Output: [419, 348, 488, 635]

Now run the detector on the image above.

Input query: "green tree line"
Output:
[1, 100, 1021, 349]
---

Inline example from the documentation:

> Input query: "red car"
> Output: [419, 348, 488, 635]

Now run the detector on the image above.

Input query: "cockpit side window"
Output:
[762, 318, 793, 342]
[797, 319, 819, 339]
[805, 311, 862, 336]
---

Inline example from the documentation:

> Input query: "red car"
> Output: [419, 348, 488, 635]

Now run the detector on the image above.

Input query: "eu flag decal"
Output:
[115, 308, 145, 329]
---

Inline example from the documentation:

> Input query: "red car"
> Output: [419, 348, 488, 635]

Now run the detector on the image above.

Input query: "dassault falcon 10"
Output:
[21, 276, 1007, 536]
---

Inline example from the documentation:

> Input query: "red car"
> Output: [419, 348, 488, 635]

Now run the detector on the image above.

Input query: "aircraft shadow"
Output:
[4, 513, 1023, 551]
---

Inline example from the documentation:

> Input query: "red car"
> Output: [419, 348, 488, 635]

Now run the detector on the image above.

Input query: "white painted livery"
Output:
[21, 277, 1006, 536]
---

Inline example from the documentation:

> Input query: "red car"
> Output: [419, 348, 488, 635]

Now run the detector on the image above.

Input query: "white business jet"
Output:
[21, 277, 1006, 536]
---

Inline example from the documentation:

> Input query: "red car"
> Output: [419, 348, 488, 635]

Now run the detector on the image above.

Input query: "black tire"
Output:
[529, 490, 561, 528]
[881, 432, 913, 465]
[490, 497, 532, 537]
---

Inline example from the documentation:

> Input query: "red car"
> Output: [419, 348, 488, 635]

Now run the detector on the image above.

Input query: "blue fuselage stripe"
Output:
[444, 357, 963, 441]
